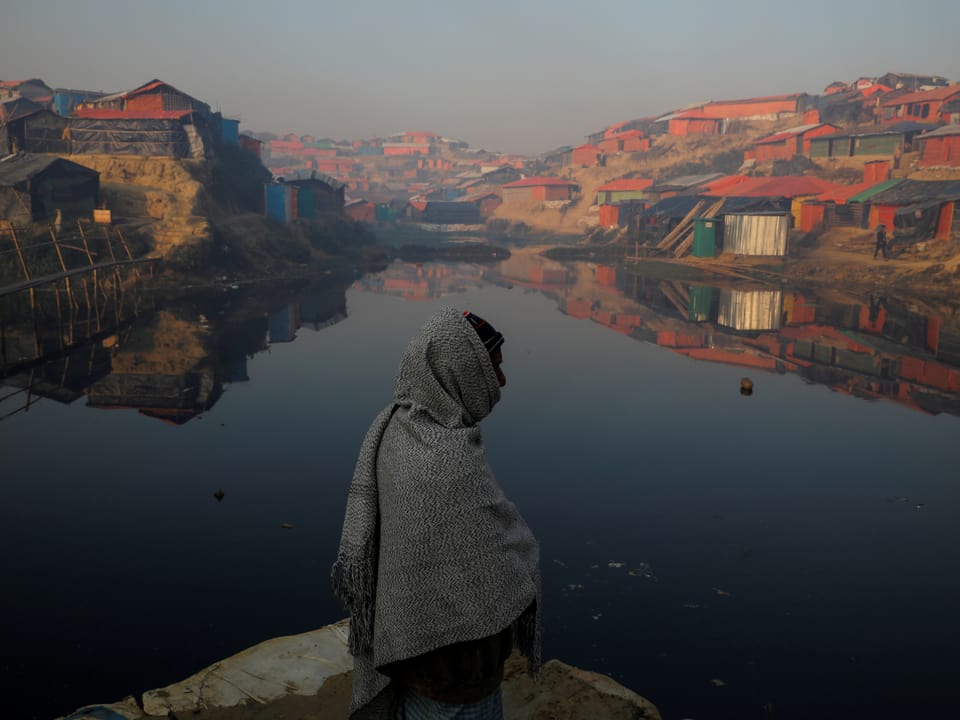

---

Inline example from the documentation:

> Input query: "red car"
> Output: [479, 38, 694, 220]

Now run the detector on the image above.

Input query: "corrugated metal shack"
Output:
[807, 122, 935, 158]
[264, 183, 297, 223]
[502, 177, 579, 204]
[52, 88, 105, 116]
[0, 154, 99, 224]
[865, 179, 960, 241]
[1, 99, 70, 154]
[917, 125, 960, 167]
[722, 212, 791, 256]
[286, 174, 345, 217]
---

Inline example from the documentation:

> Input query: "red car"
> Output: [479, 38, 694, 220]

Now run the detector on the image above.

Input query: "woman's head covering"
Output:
[394, 307, 502, 427]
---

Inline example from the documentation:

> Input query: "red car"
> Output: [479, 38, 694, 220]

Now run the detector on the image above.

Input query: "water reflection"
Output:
[5, 259, 960, 424]
[1, 277, 351, 424]
[354, 259, 960, 417]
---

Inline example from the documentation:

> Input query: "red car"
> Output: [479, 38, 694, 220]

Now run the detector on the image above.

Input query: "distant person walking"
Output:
[874, 224, 888, 260]
[332, 308, 541, 719]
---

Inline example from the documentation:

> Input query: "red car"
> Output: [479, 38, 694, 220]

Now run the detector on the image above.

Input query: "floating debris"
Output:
[280, 523, 294, 529]
[566, 584, 584, 591]
[608, 561, 626, 569]
[916, 503, 925, 509]
[628, 562, 657, 580]
[213, 489, 225, 502]
[682, 603, 704, 609]
[592, 612, 603, 621]
[711, 678, 727, 687]
[553, 559, 568, 568]
[713, 588, 732, 598]
[740, 377, 753, 396]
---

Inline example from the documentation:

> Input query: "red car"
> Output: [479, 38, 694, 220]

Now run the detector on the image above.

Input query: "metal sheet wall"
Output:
[722, 213, 790, 256]
[717, 288, 783, 331]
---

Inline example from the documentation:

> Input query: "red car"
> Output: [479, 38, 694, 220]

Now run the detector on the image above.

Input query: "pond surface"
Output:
[3, 257, 960, 720]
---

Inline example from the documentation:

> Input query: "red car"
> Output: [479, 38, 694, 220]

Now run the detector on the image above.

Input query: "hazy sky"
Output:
[3, 0, 959, 154]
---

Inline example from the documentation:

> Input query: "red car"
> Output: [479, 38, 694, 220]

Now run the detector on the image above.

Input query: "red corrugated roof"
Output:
[882, 85, 960, 107]
[699, 175, 751, 192]
[596, 178, 653, 192]
[705, 93, 805, 105]
[704, 175, 840, 198]
[816, 181, 880, 204]
[755, 124, 836, 145]
[73, 108, 193, 119]
[503, 177, 578, 188]
[672, 110, 723, 120]
[606, 128, 645, 139]
[573, 143, 600, 151]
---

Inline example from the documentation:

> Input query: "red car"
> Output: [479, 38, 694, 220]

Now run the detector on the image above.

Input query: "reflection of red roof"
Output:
[882, 85, 960, 106]
[596, 178, 653, 192]
[73, 108, 193, 119]
[704, 175, 840, 198]
[503, 177, 578, 188]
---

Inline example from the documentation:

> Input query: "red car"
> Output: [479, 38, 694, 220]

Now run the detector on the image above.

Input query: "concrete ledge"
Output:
[59, 619, 660, 720]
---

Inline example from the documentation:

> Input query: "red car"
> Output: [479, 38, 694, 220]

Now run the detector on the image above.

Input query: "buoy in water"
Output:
[213, 489, 225, 502]
[740, 378, 753, 396]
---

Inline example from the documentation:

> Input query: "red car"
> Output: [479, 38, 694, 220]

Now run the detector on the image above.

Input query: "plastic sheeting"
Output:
[69, 117, 196, 157]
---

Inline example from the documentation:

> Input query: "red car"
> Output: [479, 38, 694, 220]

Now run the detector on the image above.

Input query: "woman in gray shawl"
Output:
[332, 307, 541, 719]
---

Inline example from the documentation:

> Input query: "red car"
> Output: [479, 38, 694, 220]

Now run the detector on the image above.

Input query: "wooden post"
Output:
[77, 220, 104, 302]
[117, 228, 134, 260]
[53, 282, 65, 350]
[0, 307, 6, 366]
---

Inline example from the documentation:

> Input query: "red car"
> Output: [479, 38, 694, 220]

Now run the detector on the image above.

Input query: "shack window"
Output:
[921, 104, 930, 118]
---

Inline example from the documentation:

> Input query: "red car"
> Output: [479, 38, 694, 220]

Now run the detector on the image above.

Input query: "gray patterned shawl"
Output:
[331, 307, 541, 718]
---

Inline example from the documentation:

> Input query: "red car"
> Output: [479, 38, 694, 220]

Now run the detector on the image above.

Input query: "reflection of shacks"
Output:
[87, 370, 220, 425]
[528, 266, 567, 284]
[0, 155, 99, 224]
[268, 305, 299, 343]
[717, 288, 783, 331]
[565, 297, 592, 319]
[688, 286, 716, 322]
[596, 265, 617, 286]
[85, 311, 220, 425]
[722, 213, 790, 256]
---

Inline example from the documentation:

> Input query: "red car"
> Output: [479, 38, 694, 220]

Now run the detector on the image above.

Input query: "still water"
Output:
[3, 256, 960, 720]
